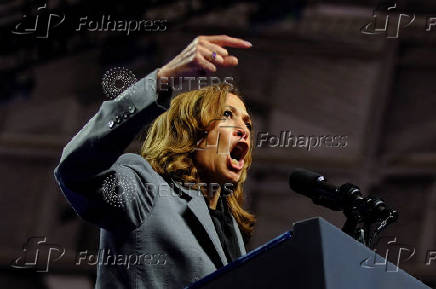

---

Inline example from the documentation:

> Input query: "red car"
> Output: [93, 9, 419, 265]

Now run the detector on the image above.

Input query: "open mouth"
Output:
[228, 141, 249, 171]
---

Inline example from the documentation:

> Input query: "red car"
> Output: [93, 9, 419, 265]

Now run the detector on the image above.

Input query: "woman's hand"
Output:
[157, 35, 252, 79]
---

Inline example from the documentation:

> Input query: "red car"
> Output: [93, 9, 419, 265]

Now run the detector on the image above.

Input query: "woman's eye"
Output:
[246, 123, 252, 131]
[223, 110, 232, 118]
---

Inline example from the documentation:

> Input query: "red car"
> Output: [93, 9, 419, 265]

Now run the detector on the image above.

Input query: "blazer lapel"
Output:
[172, 181, 228, 267]
[231, 215, 246, 255]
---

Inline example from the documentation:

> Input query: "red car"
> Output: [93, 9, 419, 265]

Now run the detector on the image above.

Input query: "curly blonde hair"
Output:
[141, 84, 255, 241]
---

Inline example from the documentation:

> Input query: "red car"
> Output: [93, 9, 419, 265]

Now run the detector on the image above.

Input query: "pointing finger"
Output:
[204, 35, 252, 49]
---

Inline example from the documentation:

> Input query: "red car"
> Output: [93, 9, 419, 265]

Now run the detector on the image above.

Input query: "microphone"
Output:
[289, 168, 397, 222]
[289, 168, 399, 247]
[289, 168, 343, 211]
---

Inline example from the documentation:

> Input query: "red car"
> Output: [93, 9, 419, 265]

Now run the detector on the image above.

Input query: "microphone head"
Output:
[289, 168, 345, 211]
[289, 168, 325, 196]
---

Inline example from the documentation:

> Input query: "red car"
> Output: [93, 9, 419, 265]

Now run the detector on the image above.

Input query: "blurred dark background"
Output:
[1, 0, 436, 288]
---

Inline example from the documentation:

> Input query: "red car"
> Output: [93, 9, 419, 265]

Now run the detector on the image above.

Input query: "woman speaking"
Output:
[54, 35, 255, 289]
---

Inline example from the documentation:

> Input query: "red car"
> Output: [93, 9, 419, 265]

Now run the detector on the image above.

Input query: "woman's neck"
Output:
[208, 189, 221, 210]
[199, 182, 221, 210]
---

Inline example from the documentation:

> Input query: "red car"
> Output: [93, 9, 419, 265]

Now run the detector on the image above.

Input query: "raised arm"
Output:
[53, 35, 251, 231]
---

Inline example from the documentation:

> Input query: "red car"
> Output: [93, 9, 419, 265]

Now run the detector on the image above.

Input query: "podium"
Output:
[186, 217, 430, 289]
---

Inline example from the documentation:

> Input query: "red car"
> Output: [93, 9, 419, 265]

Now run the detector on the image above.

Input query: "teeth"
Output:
[231, 158, 239, 165]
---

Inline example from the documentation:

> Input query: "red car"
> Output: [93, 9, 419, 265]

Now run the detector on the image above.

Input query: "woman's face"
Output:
[194, 93, 252, 185]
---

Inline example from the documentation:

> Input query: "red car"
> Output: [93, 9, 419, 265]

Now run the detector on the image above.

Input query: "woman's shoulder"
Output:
[116, 153, 166, 184]
[117, 153, 149, 166]
[117, 153, 153, 172]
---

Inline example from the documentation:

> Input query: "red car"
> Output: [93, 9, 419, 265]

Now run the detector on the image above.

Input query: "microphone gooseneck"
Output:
[289, 168, 399, 248]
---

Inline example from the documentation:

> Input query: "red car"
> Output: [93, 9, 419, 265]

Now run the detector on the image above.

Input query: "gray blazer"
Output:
[54, 69, 246, 289]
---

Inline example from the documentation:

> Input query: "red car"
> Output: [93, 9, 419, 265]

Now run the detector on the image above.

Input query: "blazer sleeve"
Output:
[54, 69, 169, 232]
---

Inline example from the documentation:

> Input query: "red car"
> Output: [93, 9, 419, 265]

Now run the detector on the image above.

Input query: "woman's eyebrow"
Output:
[225, 105, 251, 122]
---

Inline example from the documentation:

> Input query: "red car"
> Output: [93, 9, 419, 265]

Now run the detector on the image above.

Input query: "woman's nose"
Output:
[234, 128, 248, 141]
